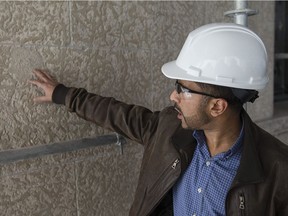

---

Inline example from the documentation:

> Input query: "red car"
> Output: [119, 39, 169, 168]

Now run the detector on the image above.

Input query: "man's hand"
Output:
[29, 69, 59, 103]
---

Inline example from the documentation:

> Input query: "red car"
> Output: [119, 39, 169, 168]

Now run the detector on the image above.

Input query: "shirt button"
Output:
[206, 161, 211, 166]
[192, 214, 197, 216]
[197, 188, 202, 193]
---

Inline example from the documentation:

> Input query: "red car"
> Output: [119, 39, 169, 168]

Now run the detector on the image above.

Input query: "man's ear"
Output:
[209, 98, 228, 117]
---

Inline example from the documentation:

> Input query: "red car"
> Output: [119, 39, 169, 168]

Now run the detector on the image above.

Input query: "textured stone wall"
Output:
[0, 1, 277, 216]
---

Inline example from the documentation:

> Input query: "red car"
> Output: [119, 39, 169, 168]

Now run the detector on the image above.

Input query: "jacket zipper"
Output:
[239, 193, 245, 216]
[146, 158, 181, 214]
[171, 158, 180, 169]
[149, 158, 180, 193]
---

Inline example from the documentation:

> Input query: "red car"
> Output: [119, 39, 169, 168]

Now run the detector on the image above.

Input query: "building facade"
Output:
[0, 1, 286, 215]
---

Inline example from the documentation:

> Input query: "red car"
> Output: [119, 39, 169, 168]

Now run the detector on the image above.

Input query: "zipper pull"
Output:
[171, 158, 180, 169]
[239, 194, 245, 209]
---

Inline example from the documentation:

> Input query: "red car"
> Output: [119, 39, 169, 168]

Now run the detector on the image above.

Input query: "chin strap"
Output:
[231, 88, 259, 104]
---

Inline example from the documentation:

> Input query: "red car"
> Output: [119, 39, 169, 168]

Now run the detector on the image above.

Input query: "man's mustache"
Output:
[173, 103, 182, 114]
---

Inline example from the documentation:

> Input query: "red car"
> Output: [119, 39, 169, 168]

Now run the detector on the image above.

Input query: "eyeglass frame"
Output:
[175, 80, 223, 99]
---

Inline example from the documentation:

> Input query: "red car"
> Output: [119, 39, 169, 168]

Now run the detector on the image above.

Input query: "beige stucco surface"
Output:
[0, 1, 282, 215]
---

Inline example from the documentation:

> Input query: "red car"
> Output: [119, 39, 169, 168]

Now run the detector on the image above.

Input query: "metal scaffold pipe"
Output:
[224, 0, 259, 111]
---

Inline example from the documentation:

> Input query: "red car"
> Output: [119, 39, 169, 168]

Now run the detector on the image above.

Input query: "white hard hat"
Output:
[162, 23, 268, 90]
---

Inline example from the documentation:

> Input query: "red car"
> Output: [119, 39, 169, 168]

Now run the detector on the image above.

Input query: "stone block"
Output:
[71, 1, 160, 49]
[0, 45, 152, 150]
[76, 143, 142, 216]
[0, 163, 77, 216]
[0, 1, 70, 46]
[151, 49, 178, 111]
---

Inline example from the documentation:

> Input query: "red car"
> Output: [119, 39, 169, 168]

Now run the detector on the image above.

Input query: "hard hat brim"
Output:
[162, 60, 210, 84]
[161, 60, 268, 90]
[161, 60, 189, 80]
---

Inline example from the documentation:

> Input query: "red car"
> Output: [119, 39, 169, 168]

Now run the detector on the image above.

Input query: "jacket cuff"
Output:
[52, 84, 70, 105]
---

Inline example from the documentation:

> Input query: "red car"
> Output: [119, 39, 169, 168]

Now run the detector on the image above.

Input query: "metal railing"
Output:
[0, 133, 126, 164]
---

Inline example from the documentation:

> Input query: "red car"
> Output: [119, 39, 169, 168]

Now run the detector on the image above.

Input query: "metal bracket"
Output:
[115, 133, 126, 155]
[224, 8, 258, 18]
[224, 0, 258, 27]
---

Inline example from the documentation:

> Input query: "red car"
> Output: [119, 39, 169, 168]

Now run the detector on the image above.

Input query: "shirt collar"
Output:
[192, 120, 244, 160]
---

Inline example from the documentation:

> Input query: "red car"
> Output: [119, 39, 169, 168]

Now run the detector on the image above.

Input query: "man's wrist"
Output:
[52, 84, 70, 105]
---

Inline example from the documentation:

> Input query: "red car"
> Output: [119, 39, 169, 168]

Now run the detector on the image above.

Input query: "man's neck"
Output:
[203, 114, 242, 157]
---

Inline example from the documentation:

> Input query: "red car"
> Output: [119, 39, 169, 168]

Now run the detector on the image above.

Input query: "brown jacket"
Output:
[53, 85, 288, 216]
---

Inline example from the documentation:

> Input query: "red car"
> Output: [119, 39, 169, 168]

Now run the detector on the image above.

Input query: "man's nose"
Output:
[170, 90, 180, 103]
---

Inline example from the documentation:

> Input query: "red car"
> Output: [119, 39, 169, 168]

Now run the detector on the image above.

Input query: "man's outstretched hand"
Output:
[29, 69, 59, 103]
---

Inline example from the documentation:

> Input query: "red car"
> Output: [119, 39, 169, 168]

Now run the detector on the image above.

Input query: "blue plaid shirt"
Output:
[173, 125, 244, 216]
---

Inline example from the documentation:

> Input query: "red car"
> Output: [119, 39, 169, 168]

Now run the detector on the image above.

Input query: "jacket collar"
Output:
[171, 109, 265, 186]
[232, 109, 265, 186]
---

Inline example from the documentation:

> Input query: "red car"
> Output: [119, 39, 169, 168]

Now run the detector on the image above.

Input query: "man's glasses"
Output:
[175, 81, 219, 99]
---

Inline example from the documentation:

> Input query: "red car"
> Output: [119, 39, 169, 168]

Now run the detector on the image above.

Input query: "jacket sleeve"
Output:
[52, 84, 160, 145]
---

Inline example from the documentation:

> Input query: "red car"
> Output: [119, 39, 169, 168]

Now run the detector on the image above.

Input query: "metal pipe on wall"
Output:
[0, 133, 126, 164]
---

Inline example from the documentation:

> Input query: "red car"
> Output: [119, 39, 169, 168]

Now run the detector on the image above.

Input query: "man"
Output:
[30, 23, 288, 215]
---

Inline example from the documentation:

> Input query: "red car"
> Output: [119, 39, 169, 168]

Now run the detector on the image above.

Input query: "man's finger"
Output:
[40, 70, 54, 80]
[33, 96, 51, 103]
[33, 69, 49, 82]
[28, 80, 44, 89]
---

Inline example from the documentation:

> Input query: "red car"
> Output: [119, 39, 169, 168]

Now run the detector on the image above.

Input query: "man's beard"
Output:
[174, 100, 212, 130]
